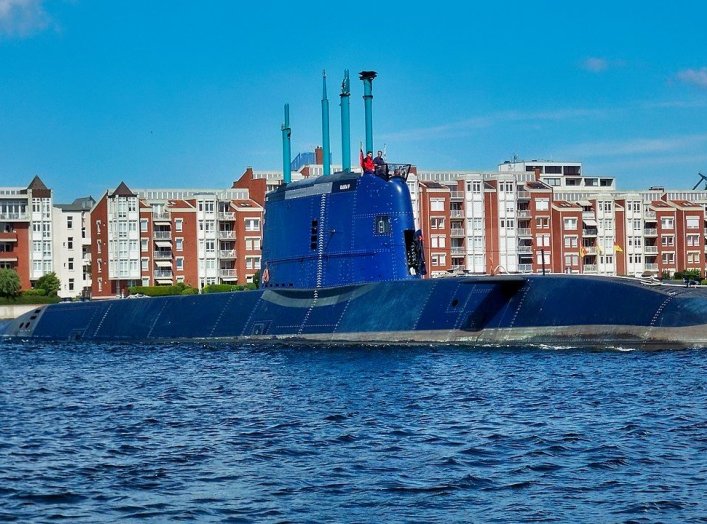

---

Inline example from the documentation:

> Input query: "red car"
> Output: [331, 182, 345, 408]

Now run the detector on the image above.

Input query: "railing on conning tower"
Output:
[372, 162, 413, 181]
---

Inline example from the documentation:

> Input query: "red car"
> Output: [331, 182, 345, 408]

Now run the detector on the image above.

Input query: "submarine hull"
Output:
[3, 274, 707, 348]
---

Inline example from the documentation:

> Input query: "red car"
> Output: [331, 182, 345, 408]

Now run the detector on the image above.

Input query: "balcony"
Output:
[154, 269, 173, 278]
[517, 245, 533, 254]
[450, 228, 465, 237]
[152, 211, 170, 222]
[517, 210, 531, 219]
[0, 251, 18, 261]
[583, 228, 598, 237]
[517, 190, 530, 200]
[450, 210, 464, 219]
[218, 212, 236, 221]
[0, 213, 29, 221]
[517, 228, 531, 237]
[583, 264, 598, 273]
[644, 210, 656, 220]
[154, 250, 172, 260]
[517, 263, 533, 273]
[219, 269, 238, 280]
[218, 230, 236, 240]
[450, 247, 465, 256]
[0, 231, 18, 242]
[582, 246, 597, 255]
[644, 246, 659, 255]
[219, 249, 236, 259]
[450, 191, 464, 201]
[644, 228, 657, 236]
[153, 230, 171, 240]
[645, 263, 659, 271]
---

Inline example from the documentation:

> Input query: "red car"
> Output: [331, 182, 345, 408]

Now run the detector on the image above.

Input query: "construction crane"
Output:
[693, 172, 707, 190]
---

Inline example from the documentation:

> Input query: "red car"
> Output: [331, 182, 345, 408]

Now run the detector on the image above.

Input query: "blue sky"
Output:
[2, 1, 707, 203]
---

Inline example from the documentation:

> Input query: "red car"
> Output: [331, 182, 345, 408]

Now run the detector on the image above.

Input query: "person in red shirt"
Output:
[360, 149, 375, 175]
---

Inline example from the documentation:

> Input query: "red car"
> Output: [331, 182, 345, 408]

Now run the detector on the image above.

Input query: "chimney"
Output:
[315, 146, 323, 165]
[534, 167, 541, 181]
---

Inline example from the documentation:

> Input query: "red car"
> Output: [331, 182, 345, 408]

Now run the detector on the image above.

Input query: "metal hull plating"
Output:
[3, 274, 707, 347]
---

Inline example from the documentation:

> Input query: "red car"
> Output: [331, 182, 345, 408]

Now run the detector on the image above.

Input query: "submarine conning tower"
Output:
[261, 71, 424, 289]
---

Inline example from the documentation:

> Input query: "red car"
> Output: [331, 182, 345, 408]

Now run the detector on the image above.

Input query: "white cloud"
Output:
[676, 67, 707, 88]
[582, 57, 608, 73]
[0, 0, 49, 37]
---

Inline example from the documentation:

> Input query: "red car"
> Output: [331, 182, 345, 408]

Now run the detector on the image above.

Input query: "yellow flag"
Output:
[613, 243, 623, 253]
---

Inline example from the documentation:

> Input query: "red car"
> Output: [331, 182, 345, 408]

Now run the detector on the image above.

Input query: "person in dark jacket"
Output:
[373, 150, 387, 178]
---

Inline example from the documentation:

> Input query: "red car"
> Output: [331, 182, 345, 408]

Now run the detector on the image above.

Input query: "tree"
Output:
[0, 268, 21, 299]
[35, 272, 61, 296]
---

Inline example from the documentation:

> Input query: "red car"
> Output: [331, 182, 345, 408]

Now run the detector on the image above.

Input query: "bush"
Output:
[22, 288, 47, 296]
[203, 284, 243, 293]
[0, 295, 60, 305]
[674, 270, 701, 281]
[35, 272, 61, 296]
[0, 268, 21, 299]
[127, 284, 197, 297]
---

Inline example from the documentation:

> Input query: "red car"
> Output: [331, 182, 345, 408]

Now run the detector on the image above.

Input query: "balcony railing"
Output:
[644, 211, 656, 220]
[450, 247, 465, 256]
[645, 263, 659, 271]
[219, 249, 236, 259]
[517, 210, 531, 219]
[583, 228, 598, 236]
[644, 246, 659, 255]
[517, 263, 533, 273]
[517, 190, 530, 200]
[154, 269, 173, 278]
[218, 230, 236, 240]
[0, 213, 29, 221]
[154, 251, 172, 260]
[517, 228, 531, 237]
[153, 231, 171, 239]
[517, 246, 532, 254]
[583, 264, 598, 273]
[644, 228, 657, 236]
[218, 212, 236, 221]
[450, 191, 464, 201]
[218, 269, 237, 279]
[152, 212, 170, 221]
[450, 210, 464, 218]
[450, 228, 465, 237]
[582, 246, 597, 255]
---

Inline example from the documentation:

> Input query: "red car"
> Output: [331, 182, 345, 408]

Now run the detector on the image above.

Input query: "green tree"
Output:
[35, 272, 61, 296]
[0, 268, 22, 299]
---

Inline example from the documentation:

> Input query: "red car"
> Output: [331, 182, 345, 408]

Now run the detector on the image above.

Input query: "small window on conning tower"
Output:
[310, 219, 318, 250]
[375, 215, 391, 235]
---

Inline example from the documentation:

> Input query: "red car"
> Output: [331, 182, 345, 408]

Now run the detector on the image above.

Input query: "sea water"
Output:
[1, 342, 706, 522]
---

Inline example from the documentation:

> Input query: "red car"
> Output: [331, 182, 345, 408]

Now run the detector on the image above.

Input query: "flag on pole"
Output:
[613, 243, 623, 253]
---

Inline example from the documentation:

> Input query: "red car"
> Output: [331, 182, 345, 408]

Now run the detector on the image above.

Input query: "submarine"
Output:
[2, 71, 707, 348]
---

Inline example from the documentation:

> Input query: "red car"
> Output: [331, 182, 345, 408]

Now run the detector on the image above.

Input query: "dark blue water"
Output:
[1, 342, 706, 523]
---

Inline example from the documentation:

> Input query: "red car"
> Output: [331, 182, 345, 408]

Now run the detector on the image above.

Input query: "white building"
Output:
[52, 197, 95, 299]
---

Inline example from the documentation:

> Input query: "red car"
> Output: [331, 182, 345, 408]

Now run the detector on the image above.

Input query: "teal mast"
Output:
[321, 70, 331, 176]
[340, 70, 351, 172]
[281, 103, 291, 184]
[359, 70, 377, 154]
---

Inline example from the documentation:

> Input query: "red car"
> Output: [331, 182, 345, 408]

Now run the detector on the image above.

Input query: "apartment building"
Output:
[53, 196, 95, 299]
[0, 176, 53, 290]
[89, 182, 264, 298]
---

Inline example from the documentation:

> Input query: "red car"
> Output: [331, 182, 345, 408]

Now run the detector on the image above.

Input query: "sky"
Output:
[2, 1, 707, 203]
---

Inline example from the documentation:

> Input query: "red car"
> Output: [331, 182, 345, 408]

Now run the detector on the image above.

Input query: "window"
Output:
[536, 217, 550, 229]
[472, 181, 482, 193]
[67, 237, 74, 250]
[601, 201, 612, 212]
[661, 235, 675, 247]
[536, 252, 550, 264]
[563, 218, 577, 230]
[536, 234, 550, 247]
[661, 217, 674, 229]
[430, 217, 445, 229]
[535, 199, 549, 211]
[140, 239, 148, 252]
[545, 165, 562, 174]
[205, 240, 215, 253]
[687, 234, 700, 247]
[176, 238, 184, 251]
[431, 254, 447, 266]
[564, 254, 579, 266]
[245, 256, 261, 269]
[500, 219, 515, 229]
[175, 219, 183, 232]
[141, 258, 148, 271]
[687, 252, 700, 265]
[430, 199, 445, 212]
[632, 219, 642, 231]
[245, 218, 260, 231]
[544, 178, 561, 186]
[67, 216, 73, 229]
[662, 252, 675, 264]
[68, 278, 74, 291]
[245, 237, 261, 251]
[431, 235, 446, 248]
[686, 216, 700, 229]
[68, 257, 74, 270]
[176, 257, 184, 270]
[564, 236, 578, 248]
[140, 219, 148, 232]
